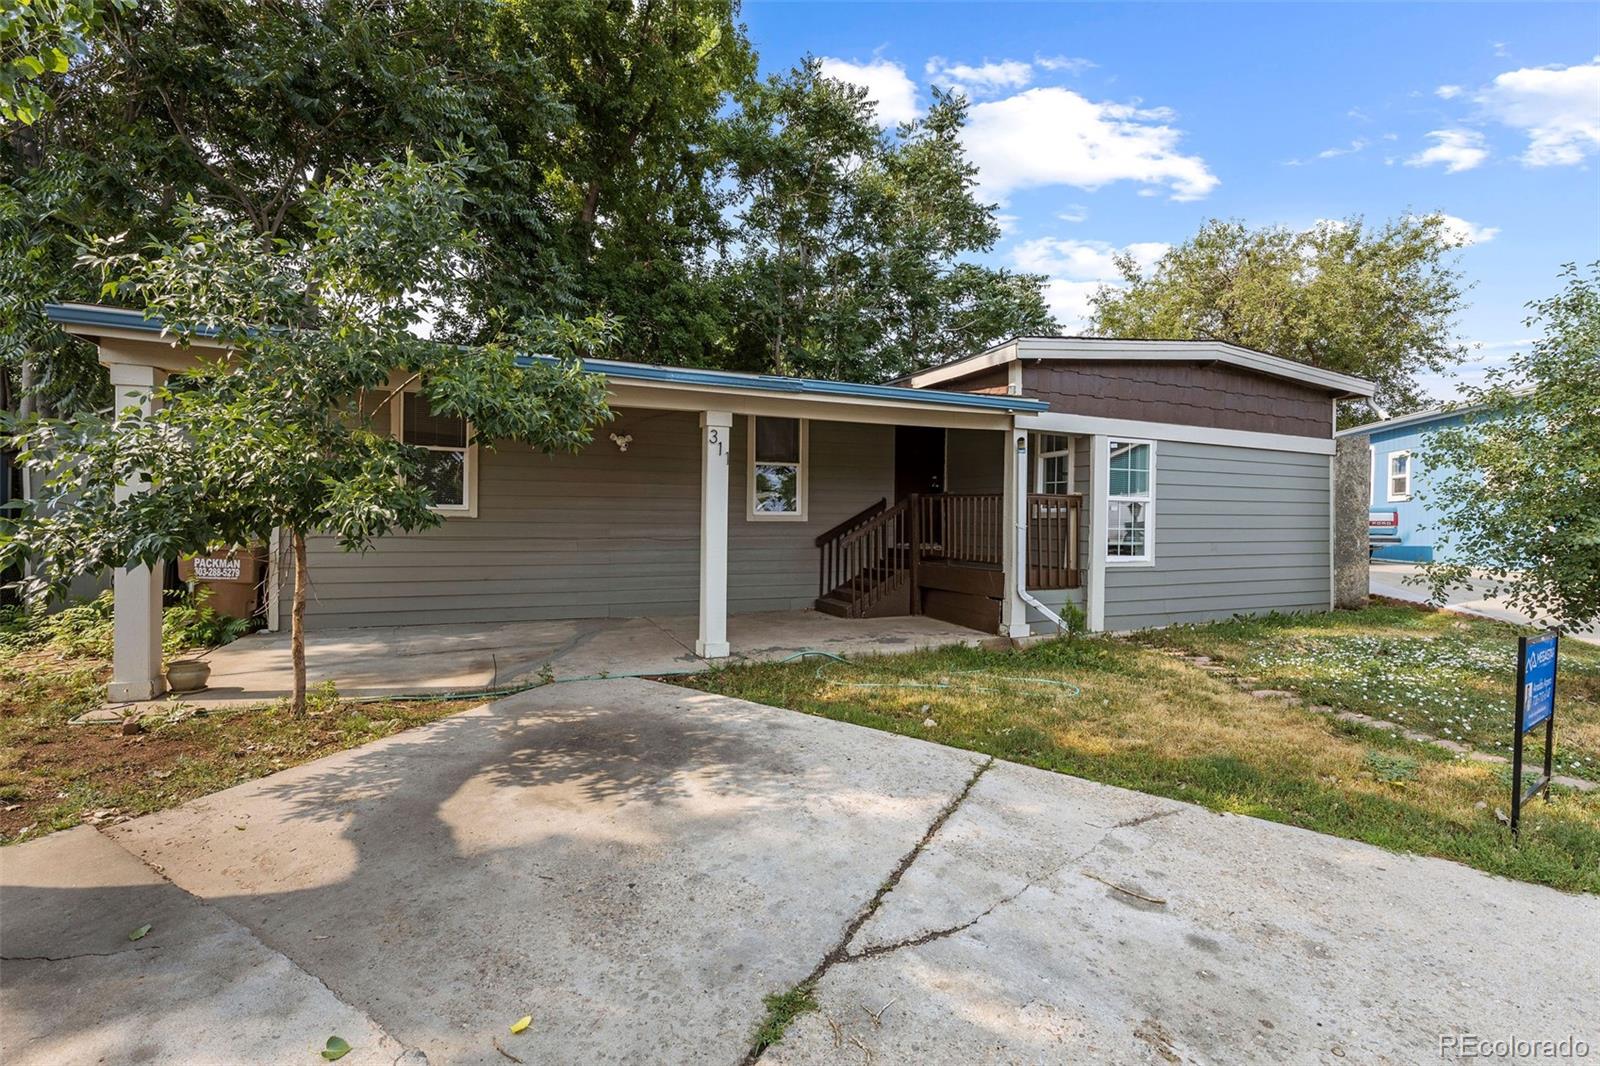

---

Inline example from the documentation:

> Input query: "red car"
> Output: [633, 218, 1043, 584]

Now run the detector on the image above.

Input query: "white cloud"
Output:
[1013, 238, 1170, 329]
[817, 57, 921, 125]
[925, 57, 1033, 99]
[1405, 128, 1489, 172]
[1057, 204, 1089, 223]
[1435, 84, 1464, 100]
[1318, 138, 1369, 158]
[1036, 54, 1096, 75]
[1431, 212, 1500, 246]
[962, 87, 1218, 203]
[1476, 57, 1600, 165]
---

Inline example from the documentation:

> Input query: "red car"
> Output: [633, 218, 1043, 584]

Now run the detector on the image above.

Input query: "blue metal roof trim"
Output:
[45, 302, 225, 338]
[515, 354, 1047, 412]
[45, 303, 1047, 414]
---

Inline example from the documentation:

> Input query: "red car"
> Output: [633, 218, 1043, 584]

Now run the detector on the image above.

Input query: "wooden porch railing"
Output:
[1026, 493, 1082, 590]
[915, 493, 1004, 565]
[817, 491, 1082, 617]
[817, 497, 912, 616]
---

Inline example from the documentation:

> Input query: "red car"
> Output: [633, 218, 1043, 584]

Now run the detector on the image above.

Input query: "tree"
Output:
[3, 0, 568, 423]
[2, 153, 612, 713]
[715, 61, 1056, 381]
[1088, 215, 1471, 422]
[1, 0, 131, 124]
[1415, 263, 1600, 630]
[491, 0, 756, 364]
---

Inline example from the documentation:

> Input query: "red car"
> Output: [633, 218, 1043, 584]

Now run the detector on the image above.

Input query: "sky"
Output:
[741, 1, 1600, 404]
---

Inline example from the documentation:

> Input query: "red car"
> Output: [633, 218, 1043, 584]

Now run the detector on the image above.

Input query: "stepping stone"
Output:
[1467, 751, 1508, 764]
[1249, 689, 1298, 701]
[1553, 775, 1598, 793]
[1432, 739, 1470, 754]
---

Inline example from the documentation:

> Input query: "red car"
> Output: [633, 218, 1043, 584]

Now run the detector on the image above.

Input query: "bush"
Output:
[0, 587, 253, 659]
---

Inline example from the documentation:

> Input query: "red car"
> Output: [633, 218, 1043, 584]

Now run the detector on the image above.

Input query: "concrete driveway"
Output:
[5, 679, 1598, 1065]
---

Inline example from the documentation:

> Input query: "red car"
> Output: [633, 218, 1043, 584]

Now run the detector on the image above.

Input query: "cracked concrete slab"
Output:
[102, 679, 983, 1065]
[766, 759, 1600, 1065]
[0, 826, 404, 1066]
[11, 680, 1600, 1065]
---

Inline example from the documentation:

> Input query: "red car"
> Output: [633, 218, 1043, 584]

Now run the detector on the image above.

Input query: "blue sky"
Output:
[742, 1, 1600, 402]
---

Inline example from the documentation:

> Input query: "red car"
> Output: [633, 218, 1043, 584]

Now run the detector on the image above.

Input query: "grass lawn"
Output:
[0, 644, 472, 845]
[1132, 603, 1600, 779]
[677, 605, 1600, 893]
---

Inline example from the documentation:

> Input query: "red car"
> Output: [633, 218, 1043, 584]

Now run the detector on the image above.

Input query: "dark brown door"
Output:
[895, 426, 945, 500]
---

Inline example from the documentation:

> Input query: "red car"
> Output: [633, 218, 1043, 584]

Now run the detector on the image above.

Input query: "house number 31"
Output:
[707, 427, 724, 456]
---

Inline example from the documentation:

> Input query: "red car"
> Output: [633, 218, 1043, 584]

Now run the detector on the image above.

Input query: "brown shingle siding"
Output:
[1022, 360, 1333, 437]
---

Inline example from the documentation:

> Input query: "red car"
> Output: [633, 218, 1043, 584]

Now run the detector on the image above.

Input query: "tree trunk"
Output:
[291, 529, 308, 715]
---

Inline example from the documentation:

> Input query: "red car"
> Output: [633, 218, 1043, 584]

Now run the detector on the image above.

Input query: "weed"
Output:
[1364, 750, 1420, 784]
[751, 984, 819, 1051]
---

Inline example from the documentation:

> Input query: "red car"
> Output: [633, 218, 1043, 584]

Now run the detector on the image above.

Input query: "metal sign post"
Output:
[1510, 631, 1559, 839]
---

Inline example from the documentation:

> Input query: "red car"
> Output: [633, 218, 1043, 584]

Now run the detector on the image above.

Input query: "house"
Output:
[1336, 400, 1498, 562]
[43, 306, 1374, 702]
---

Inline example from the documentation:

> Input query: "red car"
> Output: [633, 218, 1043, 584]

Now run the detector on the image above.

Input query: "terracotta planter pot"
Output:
[165, 659, 211, 694]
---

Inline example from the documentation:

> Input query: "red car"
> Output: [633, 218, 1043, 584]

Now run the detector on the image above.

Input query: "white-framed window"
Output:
[393, 390, 478, 517]
[747, 416, 808, 520]
[1034, 433, 1073, 494]
[1106, 438, 1154, 564]
[1386, 450, 1412, 502]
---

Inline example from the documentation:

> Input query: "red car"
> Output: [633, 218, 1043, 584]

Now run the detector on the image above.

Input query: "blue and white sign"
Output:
[1520, 633, 1558, 733]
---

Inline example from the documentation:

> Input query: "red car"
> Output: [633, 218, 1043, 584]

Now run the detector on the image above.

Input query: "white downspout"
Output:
[1011, 429, 1070, 636]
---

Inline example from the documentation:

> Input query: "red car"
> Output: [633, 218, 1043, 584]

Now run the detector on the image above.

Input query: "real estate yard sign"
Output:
[1510, 631, 1559, 838]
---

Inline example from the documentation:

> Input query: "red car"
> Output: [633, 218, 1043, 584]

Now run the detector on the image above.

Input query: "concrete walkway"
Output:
[5, 680, 1597, 1065]
[176, 610, 991, 703]
[1373, 562, 1600, 645]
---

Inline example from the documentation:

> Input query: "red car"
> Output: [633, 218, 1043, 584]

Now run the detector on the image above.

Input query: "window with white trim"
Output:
[397, 391, 476, 515]
[1386, 450, 1412, 501]
[1034, 433, 1073, 494]
[748, 416, 807, 519]
[1106, 438, 1153, 562]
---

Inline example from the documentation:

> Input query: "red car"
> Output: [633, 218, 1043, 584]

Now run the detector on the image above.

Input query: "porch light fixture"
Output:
[610, 432, 633, 452]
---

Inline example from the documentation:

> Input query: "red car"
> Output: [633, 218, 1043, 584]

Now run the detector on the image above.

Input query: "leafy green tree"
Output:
[492, 0, 756, 363]
[1416, 263, 1600, 630]
[1, 0, 131, 124]
[3, 0, 567, 421]
[716, 60, 1056, 381]
[2, 154, 612, 713]
[1089, 215, 1470, 422]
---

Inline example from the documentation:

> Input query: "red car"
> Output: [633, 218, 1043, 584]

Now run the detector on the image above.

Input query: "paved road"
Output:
[5, 679, 1597, 1064]
[1371, 562, 1600, 645]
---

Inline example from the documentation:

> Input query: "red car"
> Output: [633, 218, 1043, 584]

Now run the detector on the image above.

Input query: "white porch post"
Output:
[697, 410, 732, 658]
[108, 364, 167, 702]
[1086, 433, 1109, 633]
[1000, 427, 1030, 639]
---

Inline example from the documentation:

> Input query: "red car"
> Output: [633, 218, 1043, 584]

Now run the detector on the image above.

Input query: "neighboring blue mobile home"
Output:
[1337, 402, 1493, 562]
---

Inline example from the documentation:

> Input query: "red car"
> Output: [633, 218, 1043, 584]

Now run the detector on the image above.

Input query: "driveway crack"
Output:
[740, 756, 993, 1064]
[2, 946, 162, 963]
[842, 804, 1181, 963]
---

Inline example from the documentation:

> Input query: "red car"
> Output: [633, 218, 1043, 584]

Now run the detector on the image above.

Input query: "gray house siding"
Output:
[1104, 440, 1331, 630]
[298, 409, 893, 630]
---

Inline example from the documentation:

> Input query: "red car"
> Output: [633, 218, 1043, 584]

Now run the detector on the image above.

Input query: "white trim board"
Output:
[902, 336, 1375, 398]
[1015, 412, 1335, 455]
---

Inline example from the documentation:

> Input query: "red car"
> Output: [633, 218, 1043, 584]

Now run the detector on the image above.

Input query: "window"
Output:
[1034, 433, 1073, 494]
[1106, 438, 1153, 563]
[748, 416, 807, 519]
[1387, 450, 1412, 501]
[396, 391, 476, 516]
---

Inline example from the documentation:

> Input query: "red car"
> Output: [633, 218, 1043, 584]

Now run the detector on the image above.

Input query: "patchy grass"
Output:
[1132, 604, 1600, 779]
[0, 644, 473, 845]
[750, 985, 821, 1054]
[679, 626, 1600, 893]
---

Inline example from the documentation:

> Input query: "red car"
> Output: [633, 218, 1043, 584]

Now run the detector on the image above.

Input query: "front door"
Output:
[894, 426, 945, 500]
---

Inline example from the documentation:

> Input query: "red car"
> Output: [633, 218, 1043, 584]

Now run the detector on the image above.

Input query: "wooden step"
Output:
[814, 595, 852, 617]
